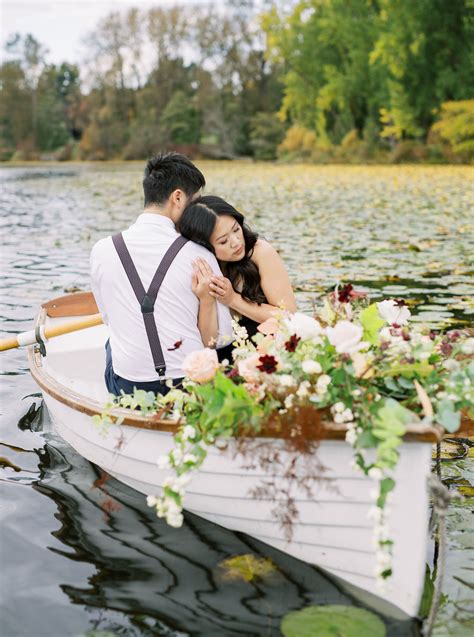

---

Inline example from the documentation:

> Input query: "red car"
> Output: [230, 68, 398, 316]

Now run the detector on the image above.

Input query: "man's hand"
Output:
[209, 276, 236, 306]
[191, 258, 215, 301]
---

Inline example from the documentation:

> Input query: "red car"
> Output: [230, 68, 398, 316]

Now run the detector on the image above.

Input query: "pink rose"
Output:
[238, 353, 261, 382]
[182, 348, 219, 383]
[257, 317, 279, 336]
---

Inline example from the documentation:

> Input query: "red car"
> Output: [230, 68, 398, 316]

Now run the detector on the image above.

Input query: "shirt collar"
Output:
[136, 213, 175, 230]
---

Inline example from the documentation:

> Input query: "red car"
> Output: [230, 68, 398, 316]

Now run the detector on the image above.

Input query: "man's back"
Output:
[91, 213, 232, 382]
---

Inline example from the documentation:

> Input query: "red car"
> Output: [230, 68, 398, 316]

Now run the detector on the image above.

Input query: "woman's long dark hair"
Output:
[178, 195, 266, 304]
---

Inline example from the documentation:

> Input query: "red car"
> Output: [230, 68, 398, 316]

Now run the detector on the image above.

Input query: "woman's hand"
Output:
[191, 258, 215, 301]
[209, 276, 236, 306]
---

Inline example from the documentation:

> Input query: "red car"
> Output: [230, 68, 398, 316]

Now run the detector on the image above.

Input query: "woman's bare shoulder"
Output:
[252, 239, 279, 262]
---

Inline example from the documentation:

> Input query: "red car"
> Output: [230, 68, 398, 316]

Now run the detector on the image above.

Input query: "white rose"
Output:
[326, 321, 365, 354]
[284, 312, 323, 341]
[146, 495, 158, 507]
[377, 299, 411, 326]
[332, 402, 345, 413]
[302, 360, 322, 375]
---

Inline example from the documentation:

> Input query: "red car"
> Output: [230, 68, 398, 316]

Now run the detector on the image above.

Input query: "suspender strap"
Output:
[112, 233, 189, 378]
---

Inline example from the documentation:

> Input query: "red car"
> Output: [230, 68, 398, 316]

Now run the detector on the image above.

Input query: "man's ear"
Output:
[171, 188, 185, 207]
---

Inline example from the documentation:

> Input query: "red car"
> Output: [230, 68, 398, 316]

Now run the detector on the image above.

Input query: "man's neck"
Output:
[143, 204, 172, 219]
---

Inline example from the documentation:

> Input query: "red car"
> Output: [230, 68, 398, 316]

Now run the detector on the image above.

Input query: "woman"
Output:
[179, 195, 296, 358]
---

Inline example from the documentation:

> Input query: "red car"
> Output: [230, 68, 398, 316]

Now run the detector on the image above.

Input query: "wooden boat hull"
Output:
[29, 307, 438, 618]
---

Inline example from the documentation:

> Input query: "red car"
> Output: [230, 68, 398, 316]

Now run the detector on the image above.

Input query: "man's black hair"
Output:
[143, 152, 205, 206]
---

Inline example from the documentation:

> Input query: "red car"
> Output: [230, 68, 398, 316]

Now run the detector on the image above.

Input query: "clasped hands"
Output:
[192, 257, 235, 305]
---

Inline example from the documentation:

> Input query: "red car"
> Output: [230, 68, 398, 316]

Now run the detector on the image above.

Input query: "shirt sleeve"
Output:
[203, 253, 234, 348]
[90, 241, 109, 325]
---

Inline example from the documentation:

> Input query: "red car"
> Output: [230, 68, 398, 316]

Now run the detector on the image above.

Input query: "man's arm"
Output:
[90, 241, 109, 325]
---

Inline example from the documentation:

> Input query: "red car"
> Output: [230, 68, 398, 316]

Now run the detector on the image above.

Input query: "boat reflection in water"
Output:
[20, 402, 421, 637]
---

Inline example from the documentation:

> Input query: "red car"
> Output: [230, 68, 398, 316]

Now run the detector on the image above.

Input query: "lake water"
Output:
[0, 162, 473, 636]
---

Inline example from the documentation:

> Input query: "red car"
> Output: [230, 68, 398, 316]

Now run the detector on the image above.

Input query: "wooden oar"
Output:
[0, 314, 104, 352]
[43, 291, 99, 317]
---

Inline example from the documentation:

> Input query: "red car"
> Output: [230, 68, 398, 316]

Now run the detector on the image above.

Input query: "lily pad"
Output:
[217, 554, 278, 583]
[281, 605, 386, 637]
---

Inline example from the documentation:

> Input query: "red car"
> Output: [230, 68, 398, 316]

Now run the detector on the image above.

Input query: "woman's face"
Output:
[210, 214, 245, 262]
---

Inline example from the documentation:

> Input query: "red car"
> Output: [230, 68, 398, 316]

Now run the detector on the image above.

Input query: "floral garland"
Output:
[99, 285, 474, 585]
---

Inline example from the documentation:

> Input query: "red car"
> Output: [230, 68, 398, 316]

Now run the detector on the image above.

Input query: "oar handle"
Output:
[0, 314, 104, 352]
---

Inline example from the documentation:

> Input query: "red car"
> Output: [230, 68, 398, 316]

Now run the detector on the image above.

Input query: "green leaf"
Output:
[281, 605, 386, 637]
[360, 303, 385, 345]
[382, 362, 433, 378]
[435, 399, 461, 433]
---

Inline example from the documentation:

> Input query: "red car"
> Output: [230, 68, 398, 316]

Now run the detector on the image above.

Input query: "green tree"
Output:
[0, 61, 32, 157]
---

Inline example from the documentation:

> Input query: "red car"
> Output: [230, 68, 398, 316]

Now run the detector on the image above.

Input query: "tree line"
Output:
[1, 0, 473, 163]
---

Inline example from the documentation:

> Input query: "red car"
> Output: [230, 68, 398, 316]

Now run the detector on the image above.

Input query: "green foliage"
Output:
[281, 605, 386, 637]
[360, 303, 385, 345]
[249, 112, 286, 160]
[432, 100, 474, 159]
[262, 0, 474, 157]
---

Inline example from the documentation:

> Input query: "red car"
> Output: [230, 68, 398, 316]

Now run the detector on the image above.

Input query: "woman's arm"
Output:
[209, 240, 297, 323]
[192, 258, 218, 348]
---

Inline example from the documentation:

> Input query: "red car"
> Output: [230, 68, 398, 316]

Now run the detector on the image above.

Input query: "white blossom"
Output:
[284, 312, 323, 341]
[316, 374, 331, 394]
[278, 374, 296, 387]
[368, 467, 383, 481]
[342, 408, 354, 422]
[181, 425, 196, 441]
[377, 299, 411, 326]
[301, 360, 322, 375]
[146, 495, 158, 507]
[157, 455, 171, 469]
[296, 380, 311, 398]
[326, 320, 366, 354]
[284, 394, 294, 409]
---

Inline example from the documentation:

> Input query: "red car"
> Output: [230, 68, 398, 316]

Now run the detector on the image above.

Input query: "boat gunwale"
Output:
[28, 306, 445, 442]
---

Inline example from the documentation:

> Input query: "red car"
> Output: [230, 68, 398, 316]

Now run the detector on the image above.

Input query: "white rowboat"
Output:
[28, 297, 444, 619]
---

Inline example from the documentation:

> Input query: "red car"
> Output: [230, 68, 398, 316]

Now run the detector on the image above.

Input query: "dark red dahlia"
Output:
[257, 355, 278, 374]
[440, 340, 453, 356]
[338, 283, 354, 303]
[285, 334, 301, 352]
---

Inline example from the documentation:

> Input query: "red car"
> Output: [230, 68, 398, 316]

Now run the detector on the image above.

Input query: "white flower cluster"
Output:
[331, 401, 354, 424]
[147, 474, 191, 528]
[367, 496, 393, 586]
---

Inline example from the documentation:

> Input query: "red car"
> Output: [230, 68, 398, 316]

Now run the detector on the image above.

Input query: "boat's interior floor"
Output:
[43, 316, 110, 403]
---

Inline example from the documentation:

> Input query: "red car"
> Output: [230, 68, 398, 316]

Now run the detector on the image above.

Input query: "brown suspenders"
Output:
[112, 233, 189, 378]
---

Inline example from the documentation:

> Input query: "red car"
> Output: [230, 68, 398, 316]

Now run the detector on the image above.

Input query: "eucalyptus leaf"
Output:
[281, 605, 386, 637]
[436, 400, 461, 433]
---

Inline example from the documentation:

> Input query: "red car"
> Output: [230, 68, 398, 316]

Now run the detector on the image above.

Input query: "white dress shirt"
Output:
[90, 213, 233, 381]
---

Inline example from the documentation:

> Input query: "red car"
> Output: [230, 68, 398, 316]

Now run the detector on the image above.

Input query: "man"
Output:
[90, 152, 233, 396]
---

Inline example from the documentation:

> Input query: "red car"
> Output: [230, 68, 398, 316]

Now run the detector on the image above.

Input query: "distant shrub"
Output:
[278, 124, 317, 160]
[340, 129, 360, 148]
[389, 141, 429, 164]
[431, 100, 474, 161]
[249, 112, 286, 160]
